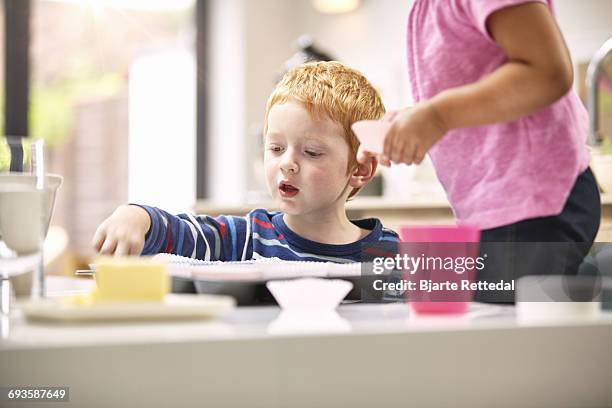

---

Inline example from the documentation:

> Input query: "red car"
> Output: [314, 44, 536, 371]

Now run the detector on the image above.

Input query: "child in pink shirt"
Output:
[360, 0, 601, 302]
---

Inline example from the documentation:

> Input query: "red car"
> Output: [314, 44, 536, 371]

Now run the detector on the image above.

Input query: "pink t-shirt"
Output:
[407, 0, 590, 230]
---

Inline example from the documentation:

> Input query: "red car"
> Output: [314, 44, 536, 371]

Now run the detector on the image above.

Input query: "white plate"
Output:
[19, 294, 236, 322]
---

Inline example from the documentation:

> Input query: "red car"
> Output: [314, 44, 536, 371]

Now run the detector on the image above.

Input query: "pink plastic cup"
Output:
[399, 225, 480, 315]
[351, 120, 391, 154]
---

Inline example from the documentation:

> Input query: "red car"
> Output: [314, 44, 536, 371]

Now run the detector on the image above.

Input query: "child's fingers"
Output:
[115, 241, 130, 256]
[382, 125, 397, 160]
[402, 143, 419, 165]
[126, 236, 145, 255]
[384, 122, 410, 163]
[130, 240, 145, 256]
[388, 131, 406, 164]
[99, 237, 118, 255]
[413, 146, 427, 165]
[92, 225, 107, 252]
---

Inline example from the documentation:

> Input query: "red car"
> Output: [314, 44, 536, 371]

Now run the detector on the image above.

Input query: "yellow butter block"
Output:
[93, 257, 169, 302]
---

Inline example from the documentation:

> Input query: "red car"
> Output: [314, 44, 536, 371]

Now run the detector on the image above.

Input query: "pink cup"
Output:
[399, 225, 480, 315]
[351, 120, 390, 154]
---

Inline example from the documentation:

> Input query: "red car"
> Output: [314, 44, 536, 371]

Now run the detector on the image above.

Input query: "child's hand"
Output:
[382, 102, 447, 165]
[92, 205, 151, 256]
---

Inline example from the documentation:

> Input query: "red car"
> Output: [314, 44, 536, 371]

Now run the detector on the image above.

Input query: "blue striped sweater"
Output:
[139, 207, 399, 263]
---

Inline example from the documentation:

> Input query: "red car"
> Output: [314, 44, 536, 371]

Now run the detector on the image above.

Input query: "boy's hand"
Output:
[92, 205, 151, 256]
[382, 102, 447, 165]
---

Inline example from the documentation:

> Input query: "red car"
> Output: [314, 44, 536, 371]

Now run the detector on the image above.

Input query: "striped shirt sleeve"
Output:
[137, 205, 250, 261]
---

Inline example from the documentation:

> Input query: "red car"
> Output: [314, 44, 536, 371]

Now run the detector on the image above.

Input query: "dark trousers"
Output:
[475, 167, 601, 303]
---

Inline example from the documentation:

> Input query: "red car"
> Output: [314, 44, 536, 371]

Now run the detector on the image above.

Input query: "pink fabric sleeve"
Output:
[459, 0, 549, 40]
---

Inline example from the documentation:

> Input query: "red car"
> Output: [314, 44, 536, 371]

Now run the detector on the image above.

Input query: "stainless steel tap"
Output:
[587, 36, 612, 145]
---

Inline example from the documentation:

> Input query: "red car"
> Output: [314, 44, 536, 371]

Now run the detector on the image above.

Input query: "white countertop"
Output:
[2, 277, 612, 408]
[2, 277, 611, 351]
[3, 301, 612, 352]
[0, 302, 503, 350]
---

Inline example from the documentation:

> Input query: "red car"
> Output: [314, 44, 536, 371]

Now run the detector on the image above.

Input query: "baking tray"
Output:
[171, 275, 384, 306]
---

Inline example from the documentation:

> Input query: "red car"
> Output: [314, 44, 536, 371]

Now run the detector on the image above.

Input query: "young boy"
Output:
[93, 61, 398, 262]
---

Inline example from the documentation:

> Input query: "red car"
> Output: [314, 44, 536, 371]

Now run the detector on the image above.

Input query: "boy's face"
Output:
[264, 102, 353, 217]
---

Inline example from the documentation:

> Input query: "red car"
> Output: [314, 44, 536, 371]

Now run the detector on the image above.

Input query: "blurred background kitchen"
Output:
[1, 0, 611, 274]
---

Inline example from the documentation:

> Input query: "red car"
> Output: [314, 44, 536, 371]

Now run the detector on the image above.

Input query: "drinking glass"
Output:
[0, 137, 46, 315]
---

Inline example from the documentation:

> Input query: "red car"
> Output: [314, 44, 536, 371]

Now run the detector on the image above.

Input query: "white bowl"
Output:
[266, 278, 353, 310]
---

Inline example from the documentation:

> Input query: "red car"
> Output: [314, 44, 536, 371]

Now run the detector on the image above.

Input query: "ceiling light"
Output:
[313, 0, 360, 14]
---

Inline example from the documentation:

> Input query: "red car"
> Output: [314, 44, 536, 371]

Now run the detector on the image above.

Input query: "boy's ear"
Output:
[349, 156, 378, 189]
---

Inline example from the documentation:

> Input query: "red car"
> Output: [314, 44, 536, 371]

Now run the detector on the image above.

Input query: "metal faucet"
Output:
[587, 36, 612, 145]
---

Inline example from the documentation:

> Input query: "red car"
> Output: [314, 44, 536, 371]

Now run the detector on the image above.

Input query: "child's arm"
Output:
[382, 2, 573, 165]
[92, 204, 250, 260]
